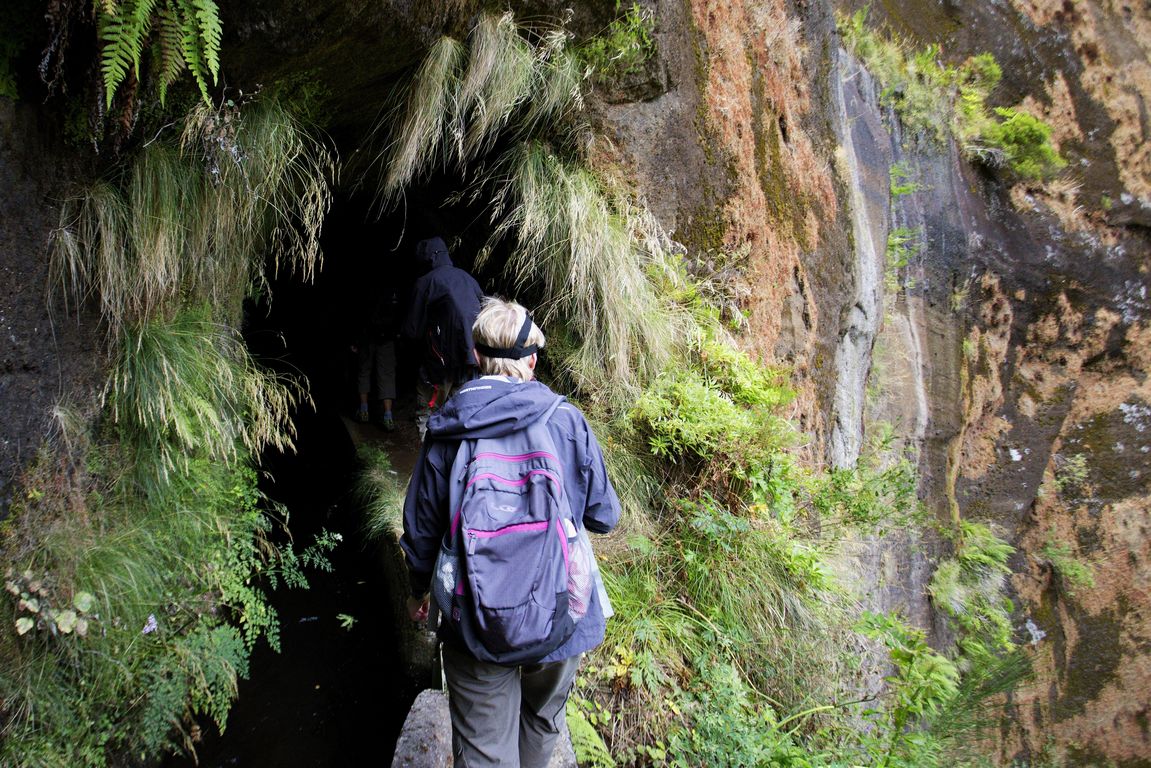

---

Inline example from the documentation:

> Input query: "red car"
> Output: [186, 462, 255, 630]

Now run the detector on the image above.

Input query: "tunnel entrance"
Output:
[164, 167, 510, 766]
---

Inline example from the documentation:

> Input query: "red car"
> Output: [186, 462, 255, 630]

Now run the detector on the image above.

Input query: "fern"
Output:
[154, 5, 187, 104]
[95, 0, 222, 107]
[179, 5, 210, 101]
[192, 0, 221, 86]
[99, 0, 157, 107]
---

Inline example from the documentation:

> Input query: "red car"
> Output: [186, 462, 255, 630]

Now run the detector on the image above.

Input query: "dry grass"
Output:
[53, 99, 334, 337]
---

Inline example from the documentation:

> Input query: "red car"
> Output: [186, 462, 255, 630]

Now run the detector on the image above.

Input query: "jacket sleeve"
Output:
[579, 419, 621, 535]
[400, 441, 452, 597]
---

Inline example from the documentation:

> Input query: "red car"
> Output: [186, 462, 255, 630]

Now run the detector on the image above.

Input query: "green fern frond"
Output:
[190, 0, 222, 83]
[99, 0, 157, 107]
[176, 0, 211, 103]
[95, 0, 221, 107]
[155, 5, 187, 104]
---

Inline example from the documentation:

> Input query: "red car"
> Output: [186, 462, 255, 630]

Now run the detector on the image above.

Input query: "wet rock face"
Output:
[0, 102, 100, 520]
[824, 0, 1150, 759]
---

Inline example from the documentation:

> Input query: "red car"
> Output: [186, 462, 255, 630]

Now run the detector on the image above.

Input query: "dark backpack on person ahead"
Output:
[431, 398, 594, 665]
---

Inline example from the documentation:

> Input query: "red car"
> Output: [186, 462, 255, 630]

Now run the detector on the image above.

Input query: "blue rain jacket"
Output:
[401, 376, 621, 662]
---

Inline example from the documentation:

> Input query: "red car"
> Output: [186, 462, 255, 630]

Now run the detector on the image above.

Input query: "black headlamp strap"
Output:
[475, 312, 539, 359]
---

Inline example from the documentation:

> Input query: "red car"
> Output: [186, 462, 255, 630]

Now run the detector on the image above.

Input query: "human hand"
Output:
[408, 595, 430, 622]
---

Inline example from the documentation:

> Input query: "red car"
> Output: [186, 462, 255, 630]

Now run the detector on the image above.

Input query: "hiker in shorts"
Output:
[401, 297, 620, 768]
[401, 236, 484, 440]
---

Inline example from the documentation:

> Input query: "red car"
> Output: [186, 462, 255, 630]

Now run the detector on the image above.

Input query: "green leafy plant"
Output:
[580, 2, 656, 83]
[929, 521, 1016, 663]
[977, 107, 1066, 180]
[96, 0, 223, 107]
[1052, 452, 1090, 496]
[667, 658, 814, 768]
[840, 10, 1063, 180]
[362, 12, 680, 403]
[890, 162, 923, 197]
[886, 226, 923, 291]
[858, 611, 960, 767]
[1040, 535, 1095, 596]
[107, 308, 304, 487]
[567, 694, 618, 768]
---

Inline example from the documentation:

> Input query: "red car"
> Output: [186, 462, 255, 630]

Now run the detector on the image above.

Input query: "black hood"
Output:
[415, 236, 452, 273]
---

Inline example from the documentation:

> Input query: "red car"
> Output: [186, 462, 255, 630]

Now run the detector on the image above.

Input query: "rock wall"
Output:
[831, 0, 1151, 763]
[593, 0, 1151, 762]
[0, 101, 100, 520]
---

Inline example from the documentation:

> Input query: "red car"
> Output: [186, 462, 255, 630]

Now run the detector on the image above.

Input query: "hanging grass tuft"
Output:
[52, 98, 334, 337]
[455, 12, 536, 162]
[363, 13, 678, 402]
[107, 308, 308, 490]
[365, 12, 583, 204]
[376, 36, 467, 200]
[480, 142, 678, 402]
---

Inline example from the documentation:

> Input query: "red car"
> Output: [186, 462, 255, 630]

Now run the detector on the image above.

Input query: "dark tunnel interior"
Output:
[164, 164, 518, 766]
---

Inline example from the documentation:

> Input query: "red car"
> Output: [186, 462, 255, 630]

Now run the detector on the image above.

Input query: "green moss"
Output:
[677, 189, 730, 255]
[753, 84, 802, 241]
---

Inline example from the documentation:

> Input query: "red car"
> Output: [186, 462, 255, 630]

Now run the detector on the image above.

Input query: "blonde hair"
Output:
[472, 297, 546, 380]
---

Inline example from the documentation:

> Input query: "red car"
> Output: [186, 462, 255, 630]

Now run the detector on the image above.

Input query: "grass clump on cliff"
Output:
[579, 2, 656, 84]
[362, 11, 675, 406]
[839, 9, 1065, 180]
[0, 97, 335, 766]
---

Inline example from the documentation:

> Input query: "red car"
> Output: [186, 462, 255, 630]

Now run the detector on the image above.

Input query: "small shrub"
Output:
[667, 659, 810, 768]
[980, 107, 1066, 180]
[1053, 452, 1090, 496]
[580, 2, 657, 83]
[857, 611, 960, 767]
[1040, 536, 1095, 596]
[890, 162, 924, 197]
[929, 521, 1017, 663]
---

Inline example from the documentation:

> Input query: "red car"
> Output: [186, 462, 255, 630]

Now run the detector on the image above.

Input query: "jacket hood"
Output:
[427, 377, 563, 439]
[415, 237, 452, 273]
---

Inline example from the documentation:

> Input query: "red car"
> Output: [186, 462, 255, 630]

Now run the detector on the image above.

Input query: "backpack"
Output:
[430, 398, 594, 665]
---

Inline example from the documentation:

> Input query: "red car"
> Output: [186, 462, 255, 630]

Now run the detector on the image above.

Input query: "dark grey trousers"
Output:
[441, 643, 581, 768]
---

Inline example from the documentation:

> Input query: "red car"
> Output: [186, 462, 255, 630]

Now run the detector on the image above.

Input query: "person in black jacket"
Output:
[401, 237, 485, 439]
